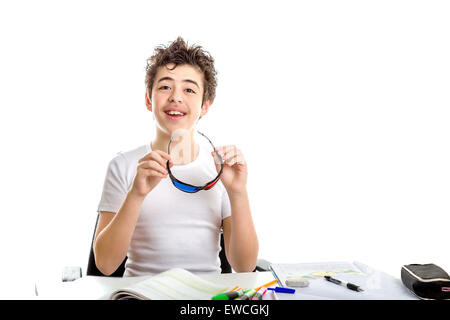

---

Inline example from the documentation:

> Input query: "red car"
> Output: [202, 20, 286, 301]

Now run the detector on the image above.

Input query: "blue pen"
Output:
[268, 287, 296, 294]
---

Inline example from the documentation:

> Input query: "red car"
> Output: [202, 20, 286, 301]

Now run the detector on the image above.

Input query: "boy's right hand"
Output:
[129, 150, 173, 198]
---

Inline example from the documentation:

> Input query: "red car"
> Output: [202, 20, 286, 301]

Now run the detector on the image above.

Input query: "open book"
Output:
[109, 268, 231, 300]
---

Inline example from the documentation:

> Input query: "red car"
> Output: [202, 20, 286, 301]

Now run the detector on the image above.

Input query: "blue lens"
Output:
[172, 180, 201, 193]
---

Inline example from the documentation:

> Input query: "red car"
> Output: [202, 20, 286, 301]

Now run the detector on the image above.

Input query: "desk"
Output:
[35, 270, 417, 300]
[35, 271, 276, 300]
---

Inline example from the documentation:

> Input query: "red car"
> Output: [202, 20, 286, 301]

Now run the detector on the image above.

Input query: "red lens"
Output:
[204, 179, 219, 190]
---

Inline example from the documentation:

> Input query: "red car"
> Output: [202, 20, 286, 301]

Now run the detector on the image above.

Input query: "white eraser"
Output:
[62, 266, 82, 282]
[285, 276, 310, 287]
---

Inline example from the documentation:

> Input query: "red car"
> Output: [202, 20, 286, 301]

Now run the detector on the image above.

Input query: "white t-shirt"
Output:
[97, 141, 231, 277]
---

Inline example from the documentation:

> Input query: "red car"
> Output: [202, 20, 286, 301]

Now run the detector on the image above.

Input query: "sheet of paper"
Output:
[270, 261, 417, 300]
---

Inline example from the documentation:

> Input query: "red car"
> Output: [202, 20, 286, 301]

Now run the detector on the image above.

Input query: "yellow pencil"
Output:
[218, 285, 239, 294]
[255, 279, 278, 291]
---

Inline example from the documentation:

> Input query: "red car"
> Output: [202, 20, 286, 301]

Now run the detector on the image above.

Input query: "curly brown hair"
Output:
[145, 37, 218, 104]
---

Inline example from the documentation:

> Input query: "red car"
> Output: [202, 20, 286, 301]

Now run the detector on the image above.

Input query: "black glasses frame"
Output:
[166, 131, 224, 193]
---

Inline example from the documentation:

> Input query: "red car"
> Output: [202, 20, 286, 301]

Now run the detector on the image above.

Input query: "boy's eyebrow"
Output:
[157, 76, 200, 89]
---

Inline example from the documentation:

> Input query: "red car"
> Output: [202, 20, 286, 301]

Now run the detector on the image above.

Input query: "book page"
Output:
[110, 268, 230, 300]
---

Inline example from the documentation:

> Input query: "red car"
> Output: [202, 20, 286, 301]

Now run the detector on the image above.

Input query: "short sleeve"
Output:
[97, 154, 129, 214]
[221, 187, 231, 220]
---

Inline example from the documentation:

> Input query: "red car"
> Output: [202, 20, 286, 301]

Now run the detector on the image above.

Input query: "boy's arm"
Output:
[213, 145, 258, 272]
[94, 150, 172, 275]
[94, 191, 145, 275]
[222, 191, 259, 272]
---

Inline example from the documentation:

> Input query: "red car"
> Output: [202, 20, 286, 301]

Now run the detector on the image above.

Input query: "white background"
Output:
[0, 0, 449, 298]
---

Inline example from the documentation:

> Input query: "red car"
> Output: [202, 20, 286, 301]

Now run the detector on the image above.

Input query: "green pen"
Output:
[235, 289, 256, 300]
[211, 289, 245, 300]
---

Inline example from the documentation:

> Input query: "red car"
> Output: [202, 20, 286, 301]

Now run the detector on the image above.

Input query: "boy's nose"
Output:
[169, 88, 183, 103]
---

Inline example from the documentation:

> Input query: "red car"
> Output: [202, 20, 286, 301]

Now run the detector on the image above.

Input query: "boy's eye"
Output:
[159, 85, 170, 90]
[185, 88, 196, 94]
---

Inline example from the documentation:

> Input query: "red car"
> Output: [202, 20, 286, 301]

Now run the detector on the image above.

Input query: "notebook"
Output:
[109, 268, 231, 300]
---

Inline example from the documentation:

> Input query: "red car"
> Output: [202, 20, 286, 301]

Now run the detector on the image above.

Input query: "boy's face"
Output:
[146, 63, 211, 135]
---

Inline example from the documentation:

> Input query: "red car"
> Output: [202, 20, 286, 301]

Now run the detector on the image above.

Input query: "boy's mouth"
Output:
[164, 110, 186, 120]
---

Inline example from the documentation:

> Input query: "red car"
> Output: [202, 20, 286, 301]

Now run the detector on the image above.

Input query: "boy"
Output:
[94, 37, 258, 276]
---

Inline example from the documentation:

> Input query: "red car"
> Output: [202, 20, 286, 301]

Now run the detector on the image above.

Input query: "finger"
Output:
[154, 151, 174, 168]
[142, 152, 172, 169]
[140, 150, 172, 166]
[221, 147, 244, 164]
[138, 160, 168, 176]
[216, 145, 237, 155]
[223, 153, 245, 166]
[216, 146, 226, 159]
[211, 151, 221, 164]
[139, 168, 168, 179]
[154, 150, 172, 162]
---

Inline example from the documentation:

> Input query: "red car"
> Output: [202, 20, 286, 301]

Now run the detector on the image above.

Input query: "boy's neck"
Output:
[151, 129, 199, 165]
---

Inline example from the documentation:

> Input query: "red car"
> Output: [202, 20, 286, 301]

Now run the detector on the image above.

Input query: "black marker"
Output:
[324, 275, 364, 292]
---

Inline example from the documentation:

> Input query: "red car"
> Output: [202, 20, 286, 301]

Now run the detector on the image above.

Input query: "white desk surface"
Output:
[35, 261, 419, 300]
[35, 271, 277, 300]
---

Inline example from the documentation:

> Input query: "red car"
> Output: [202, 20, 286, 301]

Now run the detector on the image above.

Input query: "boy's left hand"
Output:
[212, 145, 247, 194]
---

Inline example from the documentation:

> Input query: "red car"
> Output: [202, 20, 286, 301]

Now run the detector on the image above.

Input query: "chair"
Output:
[86, 214, 268, 277]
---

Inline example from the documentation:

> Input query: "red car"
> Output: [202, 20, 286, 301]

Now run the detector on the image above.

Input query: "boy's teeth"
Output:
[167, 111, 184, 116]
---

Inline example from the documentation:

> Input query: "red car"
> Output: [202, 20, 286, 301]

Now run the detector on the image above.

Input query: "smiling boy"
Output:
[94, 37, 258, 276]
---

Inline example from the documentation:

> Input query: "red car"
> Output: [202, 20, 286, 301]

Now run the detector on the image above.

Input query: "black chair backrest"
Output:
[87, 214, 232, 276]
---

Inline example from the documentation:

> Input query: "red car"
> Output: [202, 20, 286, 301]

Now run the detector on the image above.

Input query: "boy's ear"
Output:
[145, 91, 152, 112]
[200, 100, 212, 118]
